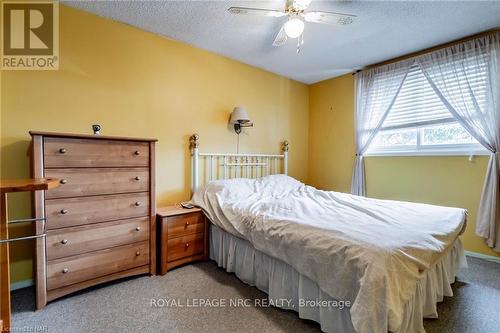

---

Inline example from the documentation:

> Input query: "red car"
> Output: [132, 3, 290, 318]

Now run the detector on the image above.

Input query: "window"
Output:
[366, 63, 488, 156]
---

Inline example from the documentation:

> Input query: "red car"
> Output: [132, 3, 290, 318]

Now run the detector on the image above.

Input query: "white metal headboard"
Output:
[189, 133, 289, 194]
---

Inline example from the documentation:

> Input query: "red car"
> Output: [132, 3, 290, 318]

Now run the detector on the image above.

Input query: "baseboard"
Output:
[465, 250, 500, 264]
[10, 279, 34, 291]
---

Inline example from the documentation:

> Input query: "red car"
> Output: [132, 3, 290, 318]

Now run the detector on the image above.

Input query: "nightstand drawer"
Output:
[167, 233, 205, 262]
[167, 213, 205, 239]
[157, 206, 208, 275]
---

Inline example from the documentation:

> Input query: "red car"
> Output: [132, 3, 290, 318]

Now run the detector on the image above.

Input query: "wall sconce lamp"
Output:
[229, 107, 253, 134]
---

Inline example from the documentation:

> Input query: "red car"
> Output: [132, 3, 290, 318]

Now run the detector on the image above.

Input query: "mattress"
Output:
[192, 175, 467, 333]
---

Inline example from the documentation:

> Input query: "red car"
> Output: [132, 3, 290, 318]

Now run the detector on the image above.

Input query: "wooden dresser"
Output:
[30, 131, 157, 309]
[156, 206, 208, 275]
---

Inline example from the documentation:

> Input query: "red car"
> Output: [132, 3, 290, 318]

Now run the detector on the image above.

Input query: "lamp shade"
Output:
[229, 107, 250, 124]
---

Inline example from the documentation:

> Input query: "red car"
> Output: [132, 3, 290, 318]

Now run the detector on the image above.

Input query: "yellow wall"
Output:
[308, 74, 499, 258]
[308, 74, 355, 193]
[0, 5, 309, 283]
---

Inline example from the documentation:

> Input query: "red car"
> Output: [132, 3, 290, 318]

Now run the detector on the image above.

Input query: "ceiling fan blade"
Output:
[228, 7, 286, 18]
[272, 24, 288, 46]
[303, 11, 356, 25]
[291, 0, 313, 11]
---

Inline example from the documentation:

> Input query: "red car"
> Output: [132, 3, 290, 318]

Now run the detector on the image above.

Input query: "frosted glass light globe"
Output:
[284, 18, 304, 38]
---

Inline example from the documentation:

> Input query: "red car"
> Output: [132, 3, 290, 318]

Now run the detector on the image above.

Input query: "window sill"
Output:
[364, 149, 490, 157]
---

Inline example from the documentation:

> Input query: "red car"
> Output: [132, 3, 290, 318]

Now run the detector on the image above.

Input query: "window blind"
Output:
[381, 55, 489, 131]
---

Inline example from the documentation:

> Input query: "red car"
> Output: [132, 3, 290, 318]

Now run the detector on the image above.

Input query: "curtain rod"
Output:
[352, 27, 499, 75]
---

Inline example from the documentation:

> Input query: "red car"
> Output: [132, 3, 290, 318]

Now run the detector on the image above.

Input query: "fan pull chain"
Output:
[297, 32, 304, 53]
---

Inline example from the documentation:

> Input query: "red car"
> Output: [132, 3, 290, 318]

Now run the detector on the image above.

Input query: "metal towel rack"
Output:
[0, 217, 47, 244]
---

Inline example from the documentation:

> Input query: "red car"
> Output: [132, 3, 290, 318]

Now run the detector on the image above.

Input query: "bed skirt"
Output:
[209, 224, 467, 333]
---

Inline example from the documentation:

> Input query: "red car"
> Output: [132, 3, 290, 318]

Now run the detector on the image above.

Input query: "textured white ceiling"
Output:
[64, 1, 500, 84]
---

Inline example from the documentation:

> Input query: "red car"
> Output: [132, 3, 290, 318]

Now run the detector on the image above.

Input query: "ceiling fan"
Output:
[228, 0, 356, 52]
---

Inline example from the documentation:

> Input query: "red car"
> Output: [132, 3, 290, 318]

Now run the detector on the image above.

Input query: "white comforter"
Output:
[192, 175, 467, 333]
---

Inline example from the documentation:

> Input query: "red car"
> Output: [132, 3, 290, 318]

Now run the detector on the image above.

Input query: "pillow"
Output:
[254, 174, 304, 197]
[194, 174, 304, 203]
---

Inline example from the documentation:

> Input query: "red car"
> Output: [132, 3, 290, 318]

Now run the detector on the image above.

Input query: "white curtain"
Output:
[351, 60, 413, 196]
[417, 32, 500, 251]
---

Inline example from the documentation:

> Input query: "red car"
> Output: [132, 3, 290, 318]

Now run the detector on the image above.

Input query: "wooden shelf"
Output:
[29, 131, 158, 142]
[157, 205, 202, 218]
[0, 178, 60, 194]
[1, 178, 60, 330]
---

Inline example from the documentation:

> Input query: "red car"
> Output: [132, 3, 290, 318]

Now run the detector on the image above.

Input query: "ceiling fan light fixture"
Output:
[284, 17, 304, 38]
[228, 1, 356, 51]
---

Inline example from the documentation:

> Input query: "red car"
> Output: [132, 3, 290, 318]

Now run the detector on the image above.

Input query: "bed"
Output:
[188, 134, 467, 333]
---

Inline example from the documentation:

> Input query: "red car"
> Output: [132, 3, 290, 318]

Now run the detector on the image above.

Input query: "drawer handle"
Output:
[135, 226, 141, 231]
[134, 176, 141, 181]
[134, 151, 140, 156]
[135, 251, 141, 256]
[60, 209, 68, 215]
[59, 148, 67, 154]
[62, 268, 69, 274]
[60, 179, 67, 184]
[135, 201, 141, 207]
[185, 222, 190, 227]
[185, 243, 190, 248]
[61, 239, 68, 245]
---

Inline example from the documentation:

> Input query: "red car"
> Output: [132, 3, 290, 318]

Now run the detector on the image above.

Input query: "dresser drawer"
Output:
[44, 137, 149, 168]
[45, 168, 149, 199]
[45, 193, 149, 229]
[46, 217, 150, 260]
[47, 242, 149, 291]
[167, 213, 205, 239]
[167, 233, 205, 262]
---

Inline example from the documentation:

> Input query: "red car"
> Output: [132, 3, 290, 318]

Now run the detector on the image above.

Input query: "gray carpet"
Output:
[11, 256, 500, 333]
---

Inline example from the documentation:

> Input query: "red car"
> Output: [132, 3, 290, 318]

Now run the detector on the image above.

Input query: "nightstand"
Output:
[156, 206, 209, 275]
